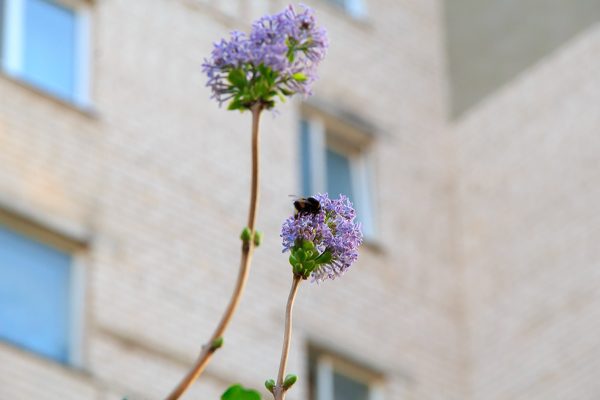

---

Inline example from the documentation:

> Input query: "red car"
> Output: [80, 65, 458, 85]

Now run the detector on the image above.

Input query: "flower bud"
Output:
[296, 248, 306, 262]
[289, 254, 298, 265]
[302, 240, 315, 251]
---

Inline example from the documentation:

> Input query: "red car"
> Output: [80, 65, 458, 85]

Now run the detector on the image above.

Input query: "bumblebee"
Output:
[293, 196, 321, 218]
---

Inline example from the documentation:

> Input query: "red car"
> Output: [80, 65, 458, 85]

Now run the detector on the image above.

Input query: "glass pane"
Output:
[327, 0, 347, 8]
[326, 147, 354, 201]
[333, 371, 370, 400]
[0, 224, 72, 363]
[22, 0, 77, 100]
[300, 120, 313, 196]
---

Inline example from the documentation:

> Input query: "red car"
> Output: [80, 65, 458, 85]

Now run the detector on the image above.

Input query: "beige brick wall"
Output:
[454, 22, 600, 400]
[0, 0, 464, 399]
[5, 1, 597, 399]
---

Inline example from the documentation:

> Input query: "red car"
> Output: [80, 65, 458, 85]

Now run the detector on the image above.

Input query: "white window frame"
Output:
[0, 0, 91, 106]
[315, 354, 384, 400]
[0, 210, 88, 368]
[302, 117, 377, 239]
[68, 251, 87, 368]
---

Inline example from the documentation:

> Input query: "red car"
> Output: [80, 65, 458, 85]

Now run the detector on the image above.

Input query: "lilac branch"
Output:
[273, 275, 302, 400]
[165, 104, 263, 400]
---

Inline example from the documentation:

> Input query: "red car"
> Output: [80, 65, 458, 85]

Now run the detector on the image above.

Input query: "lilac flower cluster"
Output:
[202, 4, 328, 109]
[281, 193, 363, 283]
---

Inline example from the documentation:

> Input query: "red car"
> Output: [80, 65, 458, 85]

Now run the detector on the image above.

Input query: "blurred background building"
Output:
[0, 0, 599, 399]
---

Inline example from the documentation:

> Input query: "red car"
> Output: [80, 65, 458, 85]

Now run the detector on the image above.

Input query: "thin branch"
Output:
[166, 103, 264, 400]
[273, 275, 303, 400]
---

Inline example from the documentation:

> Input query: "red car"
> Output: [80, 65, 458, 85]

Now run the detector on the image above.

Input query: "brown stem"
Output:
[273, 275, 303, 400]
[166, 103, 263, 400]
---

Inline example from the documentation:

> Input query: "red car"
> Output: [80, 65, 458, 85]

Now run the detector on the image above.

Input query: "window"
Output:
[309, 350, 383, 400]
[324, 0, 367, 19]
[300, 116, 376, 238]
[0, 0, 90, 105]
[0, 212, 85, 366]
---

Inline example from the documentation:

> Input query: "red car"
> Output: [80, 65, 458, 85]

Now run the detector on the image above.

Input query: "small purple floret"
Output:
[281, 193, 363, 283]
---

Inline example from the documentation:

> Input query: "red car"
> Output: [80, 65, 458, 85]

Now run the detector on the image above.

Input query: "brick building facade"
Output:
[0, 0, 598, 399]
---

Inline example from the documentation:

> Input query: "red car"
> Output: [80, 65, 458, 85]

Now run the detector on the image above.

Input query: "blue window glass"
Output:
[327, 0, 346, 8]
[333, 371, 369, 400]
[22, 0, 77, 100]
[326, 147, 354, 201]
[0, 224, 72, 363]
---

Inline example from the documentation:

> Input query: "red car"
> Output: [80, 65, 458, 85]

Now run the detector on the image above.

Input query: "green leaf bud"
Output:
[264, 379, 275, 393]
[293, 263, 304, 275]
[292, 72, 307, 82]
[283, 374, 298, 390]
[253, 231, 263, 247]
[240, 227, 252, 242]
[296, 249, 306, 262]
[210, 337, 224, 350]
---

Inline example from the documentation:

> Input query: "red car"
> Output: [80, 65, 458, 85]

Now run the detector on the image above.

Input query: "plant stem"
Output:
[166, 103, 263, 400]
[273, 275, 303, 400]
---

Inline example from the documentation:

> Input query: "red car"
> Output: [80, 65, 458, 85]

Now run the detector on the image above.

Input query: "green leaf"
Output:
[315, 250, 332, 265]
[277, 91, 286, 103]
[228, 99, 244, 111]
[221, 384, 261, 400]
[228, 69, 247, 88]
[304, 260, 315, 272]
[292, 72, 307, 82]
[258, 64, 270, 77]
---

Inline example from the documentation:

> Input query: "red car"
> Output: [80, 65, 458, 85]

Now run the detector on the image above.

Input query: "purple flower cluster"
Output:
[281, 193, 363, 283]
[202, 4, 328, 107]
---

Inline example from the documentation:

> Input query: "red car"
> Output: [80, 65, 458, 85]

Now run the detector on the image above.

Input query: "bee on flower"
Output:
[281, 193, 363, 282]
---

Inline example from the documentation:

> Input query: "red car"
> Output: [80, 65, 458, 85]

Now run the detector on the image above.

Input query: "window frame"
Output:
[0, 0, 91, 106]
[300, 115, 377, 239]
[314, 352, 384, 400]
[0, 209, 88, 368]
